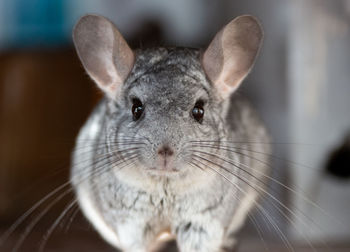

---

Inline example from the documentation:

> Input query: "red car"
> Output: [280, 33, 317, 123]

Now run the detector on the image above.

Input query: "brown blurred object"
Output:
[0, 49, 101, 223]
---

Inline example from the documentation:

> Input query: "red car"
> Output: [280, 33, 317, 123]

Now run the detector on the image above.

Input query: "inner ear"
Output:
[202, 15, 263, 100]
[73, 14, 134, 99]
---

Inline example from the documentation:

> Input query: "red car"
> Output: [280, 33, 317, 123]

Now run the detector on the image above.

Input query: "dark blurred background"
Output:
[0, 0, 350, 251]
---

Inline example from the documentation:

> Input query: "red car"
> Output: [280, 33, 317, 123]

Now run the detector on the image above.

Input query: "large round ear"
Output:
[202, 15, 263, 100]
[73, 15, 134, 99]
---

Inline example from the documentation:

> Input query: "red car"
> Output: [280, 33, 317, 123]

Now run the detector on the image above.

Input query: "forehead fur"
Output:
[122, 48, 211, 100]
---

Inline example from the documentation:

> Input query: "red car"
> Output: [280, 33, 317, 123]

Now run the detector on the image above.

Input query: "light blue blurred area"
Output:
[0, 0, 70, 48]
[0, 0, 223, 50]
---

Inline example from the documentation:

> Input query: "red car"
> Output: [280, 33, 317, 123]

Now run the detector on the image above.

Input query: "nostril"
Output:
[158, 145, 174, 157]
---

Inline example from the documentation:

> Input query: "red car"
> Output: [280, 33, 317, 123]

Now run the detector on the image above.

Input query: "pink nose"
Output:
[157, 145, 174, 157]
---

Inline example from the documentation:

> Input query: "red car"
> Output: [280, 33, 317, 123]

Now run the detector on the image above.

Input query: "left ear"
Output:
[73, 14, 134, 99]
[202, 15, 263, 100]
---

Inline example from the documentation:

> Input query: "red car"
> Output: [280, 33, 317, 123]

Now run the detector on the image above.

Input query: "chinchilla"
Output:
[71, 14, 271, 252]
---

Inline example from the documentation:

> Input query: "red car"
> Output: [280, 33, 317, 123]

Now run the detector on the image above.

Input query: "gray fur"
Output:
[71, 16, 270, 252]
[71, 47, 270, 252]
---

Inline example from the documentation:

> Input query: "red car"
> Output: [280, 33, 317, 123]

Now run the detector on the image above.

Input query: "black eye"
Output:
[192, 100, 204, 123]
[132, 98, 144, 121]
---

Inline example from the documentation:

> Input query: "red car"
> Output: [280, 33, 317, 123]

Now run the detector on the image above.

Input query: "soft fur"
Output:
[71, 16, 270, 252]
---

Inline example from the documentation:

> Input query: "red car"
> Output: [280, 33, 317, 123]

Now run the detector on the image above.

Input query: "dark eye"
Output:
[132, 98, 144, 121]
[192, 100, 204, 123]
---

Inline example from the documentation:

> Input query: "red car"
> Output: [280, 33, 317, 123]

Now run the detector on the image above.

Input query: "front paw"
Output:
[175, 222, 224, 252]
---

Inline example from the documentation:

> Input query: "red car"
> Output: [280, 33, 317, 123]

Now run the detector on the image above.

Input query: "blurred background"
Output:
[0, 0, 350, 251]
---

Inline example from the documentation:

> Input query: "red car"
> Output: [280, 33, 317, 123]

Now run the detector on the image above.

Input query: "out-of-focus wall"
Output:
[289, 0, 350, 242]
[66, 0, 225, 47]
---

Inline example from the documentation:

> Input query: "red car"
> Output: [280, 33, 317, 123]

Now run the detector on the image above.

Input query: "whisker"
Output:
[63, 204, 80, 234]
[249, 211, 269, 252]
[186, 160, 270, 251]
[11, 153, 139, 252]
[6, 145, 127, 203]
[12, 144, 144, 205]
[191, 150, 268, 189]
[11, 189, 74, 252]
[191, 142, 318, 173]
[60, 155, 139, 239]
[62, 136, 147, 143]
[38, 199, 77, 252]
[191, 144, 340, 230]
[38, 152, 140, 252]
[190, 140, 321, 146]
[0, 183, 70, 246]
[190, 158, 294, 252]
[0, 146, 141, 249]
[72, 142, 146, 154]
[226, 156, 335, 246]
[191, 154, 316, 251]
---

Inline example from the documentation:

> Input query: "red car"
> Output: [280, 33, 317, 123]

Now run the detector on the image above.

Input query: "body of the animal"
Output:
[71, 14, 271, 252]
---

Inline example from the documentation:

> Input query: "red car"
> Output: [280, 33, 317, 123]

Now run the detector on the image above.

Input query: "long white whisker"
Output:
[192, 152, 317, 251]
[38, 200, 77, 252]
[190, 158, 294, 252]
[187, 160, 269, 251]
[2, 146, 140, 250]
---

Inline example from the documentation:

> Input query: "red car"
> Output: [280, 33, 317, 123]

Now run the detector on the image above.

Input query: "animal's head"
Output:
[73, 14, 263, 179]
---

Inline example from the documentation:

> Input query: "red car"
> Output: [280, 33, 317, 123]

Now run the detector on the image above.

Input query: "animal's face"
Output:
[72, 14, 263, 177]
[104, 48, 225, 176]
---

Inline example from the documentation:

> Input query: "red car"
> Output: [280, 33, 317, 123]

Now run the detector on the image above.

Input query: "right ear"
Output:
[73, 15, 134, 99]
[202, 15, 263, 100]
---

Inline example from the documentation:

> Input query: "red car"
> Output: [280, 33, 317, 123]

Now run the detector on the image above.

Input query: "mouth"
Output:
[147, 167, 179, 176]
